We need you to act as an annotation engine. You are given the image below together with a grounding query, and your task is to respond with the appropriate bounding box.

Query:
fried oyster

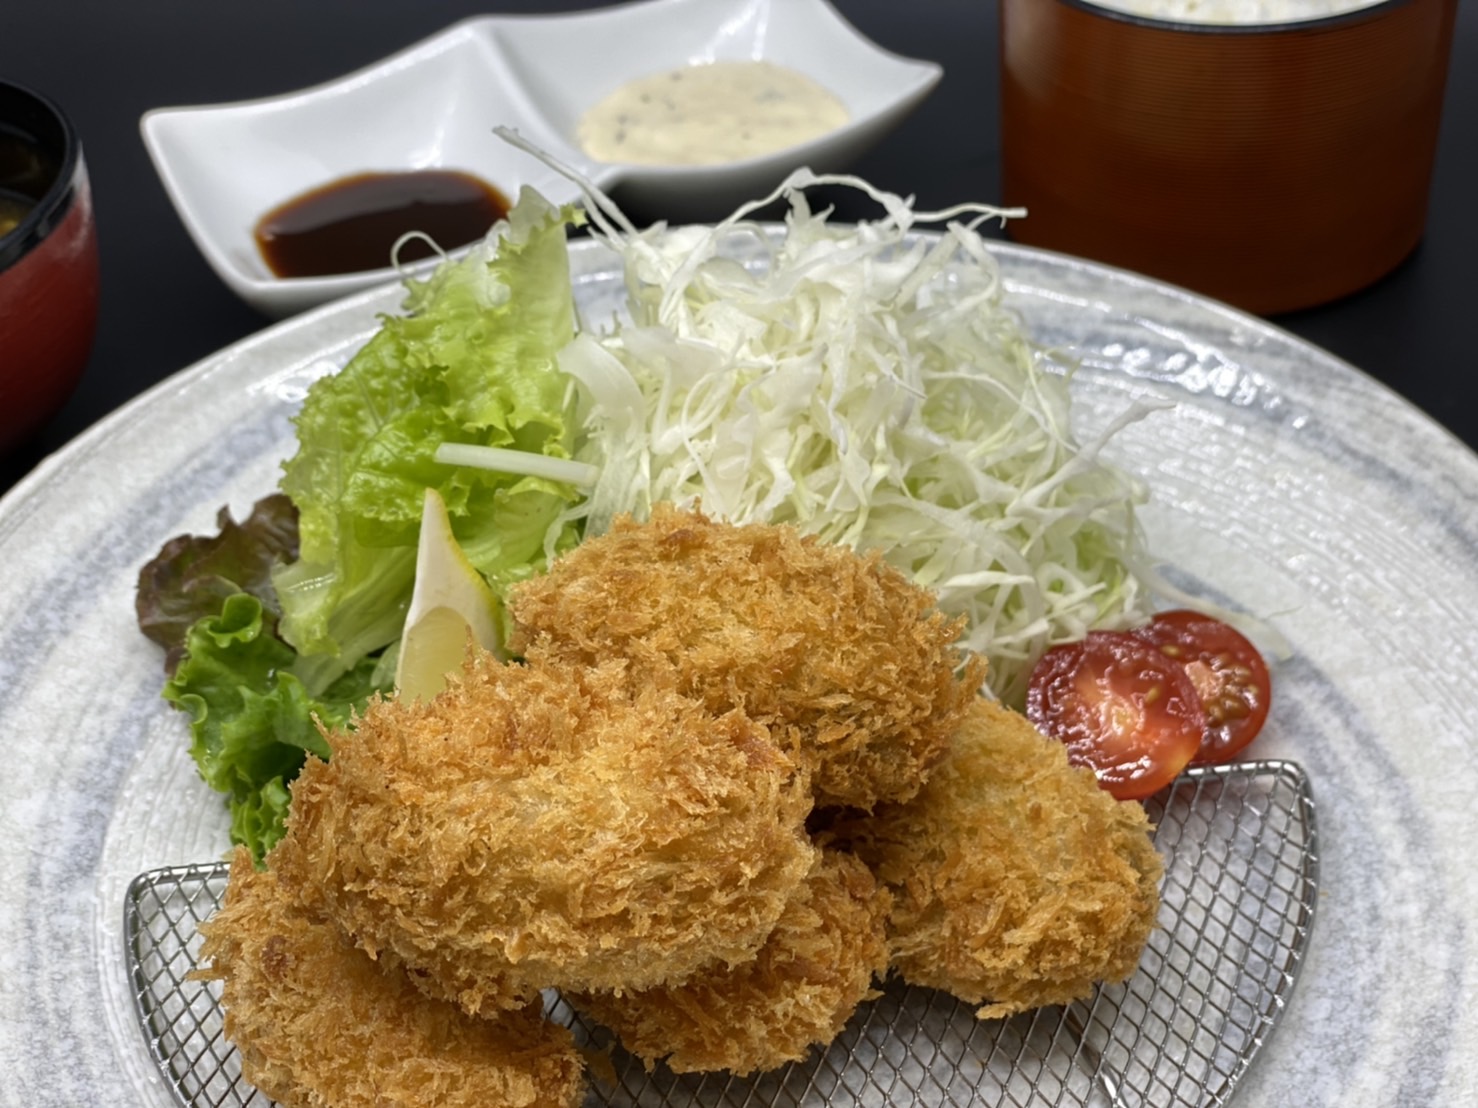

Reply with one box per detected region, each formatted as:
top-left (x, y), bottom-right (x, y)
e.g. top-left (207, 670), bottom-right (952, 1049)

top-left (571, 849), bottom-right (890, 1076)
top-left (270, 654), bottom-right (816, 1017)
top-left (834, 698), bottom-right (1164, 1018)
top-left (196, 848), bottom-right (586, 1108)
top-left (509, 504), bottom-right (986, 811)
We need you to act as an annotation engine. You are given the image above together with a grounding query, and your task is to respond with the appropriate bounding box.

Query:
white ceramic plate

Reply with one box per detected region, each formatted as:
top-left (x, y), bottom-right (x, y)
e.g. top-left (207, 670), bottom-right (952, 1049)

top-left (140, 0), bottom-right (941, 319)
top-left (1, 237), bottom-right (1476, 1106)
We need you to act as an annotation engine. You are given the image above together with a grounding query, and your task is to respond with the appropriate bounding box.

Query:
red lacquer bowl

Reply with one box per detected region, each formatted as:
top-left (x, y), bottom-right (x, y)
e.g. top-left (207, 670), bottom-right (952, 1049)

top-left (999, 0), bottom-right (1458, 316)
top-left (0, 81), bottom-right (100, 452)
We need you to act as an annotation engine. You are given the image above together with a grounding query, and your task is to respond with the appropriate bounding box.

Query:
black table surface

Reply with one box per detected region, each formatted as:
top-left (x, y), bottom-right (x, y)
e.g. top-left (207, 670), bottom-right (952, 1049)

top-left (2, 0), bottom-right (1475, 496)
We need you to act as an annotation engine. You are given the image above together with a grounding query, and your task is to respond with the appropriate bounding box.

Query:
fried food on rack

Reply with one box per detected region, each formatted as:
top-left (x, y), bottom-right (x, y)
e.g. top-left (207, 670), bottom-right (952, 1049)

top-left (508, 504), bottom-right (987, 811)
top-left (572, 849), bottom-right (890, 1076)
top-left (270, 652), bottom-right (816, 1017)
top-left (196, 848), bottom-right (586, 1108)
top-left (834, 698), bottom-right (1163, 1019)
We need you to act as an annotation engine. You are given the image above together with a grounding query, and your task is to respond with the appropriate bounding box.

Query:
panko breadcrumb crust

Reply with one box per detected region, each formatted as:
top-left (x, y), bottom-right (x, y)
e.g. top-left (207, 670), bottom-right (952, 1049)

top-left (572, 849), bottom-right (891, 1076)
top-left (198, 506), bottom-right (1169, 1104)
top-left (270, 654), bottom-right (816, 1016)
top-left (509, 504), bottom-right (987, 811)
top-left (195, 848), bottom-right (586, 1108)
top-left (833, 698), bottom-right (1164, 1019)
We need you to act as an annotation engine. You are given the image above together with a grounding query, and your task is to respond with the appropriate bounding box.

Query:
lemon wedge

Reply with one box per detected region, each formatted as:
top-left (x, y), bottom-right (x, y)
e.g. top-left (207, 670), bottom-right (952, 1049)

top-left (394, 487), bottom-right (504, 702)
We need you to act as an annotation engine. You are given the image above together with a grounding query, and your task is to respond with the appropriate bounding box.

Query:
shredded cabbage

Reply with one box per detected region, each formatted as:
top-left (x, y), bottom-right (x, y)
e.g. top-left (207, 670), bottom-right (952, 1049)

top-left (539, 160), bottom-right (1162, 705)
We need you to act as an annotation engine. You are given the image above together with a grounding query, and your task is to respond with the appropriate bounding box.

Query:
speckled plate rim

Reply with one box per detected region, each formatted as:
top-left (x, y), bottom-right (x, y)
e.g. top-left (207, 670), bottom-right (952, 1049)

top-left (0, 235), bottom-right (1475, 1106)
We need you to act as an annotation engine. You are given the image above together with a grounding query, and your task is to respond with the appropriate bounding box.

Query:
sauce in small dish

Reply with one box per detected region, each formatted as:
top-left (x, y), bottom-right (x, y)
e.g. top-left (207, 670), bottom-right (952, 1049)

top-left (254, 170), bottom-right (510, 279)
top-left (577, 61), bottom-right (850, 167)
top-left (140, 0), bottom-right (942, 315)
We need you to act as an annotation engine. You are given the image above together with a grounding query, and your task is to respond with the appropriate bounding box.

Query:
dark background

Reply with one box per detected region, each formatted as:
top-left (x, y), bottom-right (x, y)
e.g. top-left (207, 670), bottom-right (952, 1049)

top-left (2, 0), bottom-right (1474, 495)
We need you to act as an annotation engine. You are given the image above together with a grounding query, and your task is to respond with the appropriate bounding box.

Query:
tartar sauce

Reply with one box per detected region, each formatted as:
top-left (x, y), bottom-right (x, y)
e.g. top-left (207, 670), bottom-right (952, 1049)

top-left (577, 61), bottom-right (849, 167)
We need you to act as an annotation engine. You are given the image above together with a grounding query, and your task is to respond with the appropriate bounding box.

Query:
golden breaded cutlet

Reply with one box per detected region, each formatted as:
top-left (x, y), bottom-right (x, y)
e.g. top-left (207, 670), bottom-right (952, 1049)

top-left (834, 698), bottom-right (1164, 1019)
top-left (196, 848), bottom-right (586, 1108)
top-left (572, 849), bottom-right (890, 1076)
top-left (509, 503), bottom-right (987, 811)
top-left (270, 653), bottom-right (816, 1017)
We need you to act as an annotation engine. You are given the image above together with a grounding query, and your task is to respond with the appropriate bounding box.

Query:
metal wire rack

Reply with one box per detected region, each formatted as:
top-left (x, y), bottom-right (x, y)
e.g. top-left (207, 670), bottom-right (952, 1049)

top-left (123, 759), bottom-right (1318, 1108)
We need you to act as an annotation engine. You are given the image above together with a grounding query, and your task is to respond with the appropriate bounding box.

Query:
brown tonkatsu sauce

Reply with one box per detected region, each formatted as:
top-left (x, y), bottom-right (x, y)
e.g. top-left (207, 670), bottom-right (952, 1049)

top-left (254, 170), bottom-right (509, 279)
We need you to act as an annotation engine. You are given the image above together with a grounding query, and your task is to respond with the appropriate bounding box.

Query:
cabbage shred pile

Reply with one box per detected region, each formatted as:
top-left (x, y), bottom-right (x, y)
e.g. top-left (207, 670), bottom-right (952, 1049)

top-left (554, 168), bottom-right (1157, 705)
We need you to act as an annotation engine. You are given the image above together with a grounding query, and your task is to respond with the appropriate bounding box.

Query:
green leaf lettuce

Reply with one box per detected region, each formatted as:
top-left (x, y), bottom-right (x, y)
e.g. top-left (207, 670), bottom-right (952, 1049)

top-left (274, 187), bottom-right (587, 693)
top-left (163, 592), bottom-right (380, 858)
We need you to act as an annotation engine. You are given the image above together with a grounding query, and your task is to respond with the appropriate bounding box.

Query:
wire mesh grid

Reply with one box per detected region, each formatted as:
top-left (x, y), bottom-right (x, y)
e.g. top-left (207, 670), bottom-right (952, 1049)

top-left (123, 758), bottom-right (1317, 1108)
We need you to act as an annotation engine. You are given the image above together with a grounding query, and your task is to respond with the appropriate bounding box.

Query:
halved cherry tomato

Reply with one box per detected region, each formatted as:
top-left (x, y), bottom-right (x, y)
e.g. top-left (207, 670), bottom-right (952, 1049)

top-left (1025, 631), bottom-right (1206, 801)
top-left (1132, 609), bottom-right (1271, 765)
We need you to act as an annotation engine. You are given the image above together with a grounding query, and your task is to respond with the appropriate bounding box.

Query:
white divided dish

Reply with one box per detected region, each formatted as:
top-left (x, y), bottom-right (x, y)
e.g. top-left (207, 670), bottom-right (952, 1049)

top-left (140, 0), bottom-right (942, 317)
